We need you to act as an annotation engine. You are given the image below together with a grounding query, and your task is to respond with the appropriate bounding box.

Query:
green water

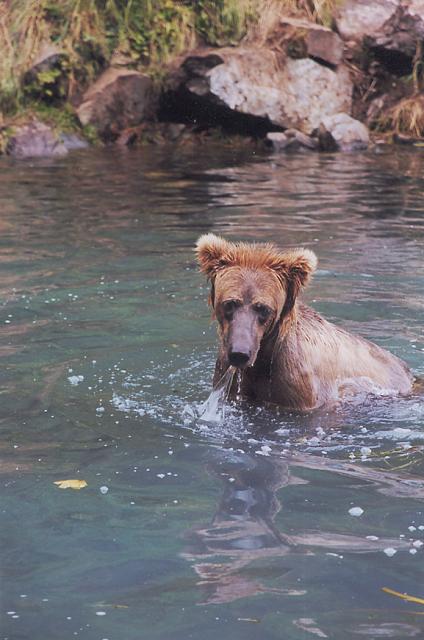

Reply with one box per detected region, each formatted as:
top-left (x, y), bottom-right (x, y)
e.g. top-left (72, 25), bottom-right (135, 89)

top-left (1, 145), bottom-right (424, 640)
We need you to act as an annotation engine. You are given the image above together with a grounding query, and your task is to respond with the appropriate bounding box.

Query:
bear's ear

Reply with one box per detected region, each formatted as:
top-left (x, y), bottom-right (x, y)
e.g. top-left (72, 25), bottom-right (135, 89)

top-left (270, 248), bottom-right (317, 315)
top-left (195, 233), bottom-right (232, 278)
top-left (277, 248), bottom-right (317, 287)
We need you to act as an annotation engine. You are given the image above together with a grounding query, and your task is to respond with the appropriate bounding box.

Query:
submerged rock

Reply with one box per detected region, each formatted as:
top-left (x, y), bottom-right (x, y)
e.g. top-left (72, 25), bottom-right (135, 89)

top-left (266, 129), bottom-right (318, 152)
top-left (7, 120), bottom-right (68, 158)
top-left (266, 132), bottom-right (292, 151)
top-left (318, 113), bottom-right (370, 151)
top-left (77, 68), bottom-right (154, 140)
top-left (60, 133), bottom-right (89, 151)
top-left (317, 124), bottom-right (339, 152)
top-left (285, 128), bottom-right (319, 150)
top-left (164, 47), bottom-right (353, 135)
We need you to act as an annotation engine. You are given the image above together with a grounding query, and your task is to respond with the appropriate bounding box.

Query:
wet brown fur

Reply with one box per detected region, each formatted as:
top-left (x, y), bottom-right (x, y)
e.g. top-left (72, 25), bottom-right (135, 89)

top-left (196, 234), bottom-right (413, 410)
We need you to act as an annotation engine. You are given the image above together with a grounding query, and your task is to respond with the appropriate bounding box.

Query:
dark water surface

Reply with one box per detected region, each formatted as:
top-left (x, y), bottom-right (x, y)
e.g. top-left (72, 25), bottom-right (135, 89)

top-left (1, 145), bottom-right (424, 640)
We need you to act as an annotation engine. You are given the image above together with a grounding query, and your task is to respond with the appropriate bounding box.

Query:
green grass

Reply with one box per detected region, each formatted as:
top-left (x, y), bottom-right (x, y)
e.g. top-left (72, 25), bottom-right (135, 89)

top-left (0, 1), bottom-right (261, 115)
top-left (0, 1), bottom-right (347, 117)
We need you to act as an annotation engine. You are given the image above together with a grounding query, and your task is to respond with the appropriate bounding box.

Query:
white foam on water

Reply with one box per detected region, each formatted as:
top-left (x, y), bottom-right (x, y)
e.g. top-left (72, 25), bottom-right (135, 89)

top-left (373, 427), bottom-right (424, 442)
top-left (106, 349), bottom-right (424, 457)
top-left (107, 353), bottom-right (251, 440)
top-left (112, 393), bottom-right (145, 416)
top-left (195, 366), bottom-right (236, 425)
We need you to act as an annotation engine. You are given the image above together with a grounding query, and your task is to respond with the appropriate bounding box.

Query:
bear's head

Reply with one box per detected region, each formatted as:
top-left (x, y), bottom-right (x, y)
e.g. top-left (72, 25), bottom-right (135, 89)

top-left (196, 233), bottom-right (317, 369)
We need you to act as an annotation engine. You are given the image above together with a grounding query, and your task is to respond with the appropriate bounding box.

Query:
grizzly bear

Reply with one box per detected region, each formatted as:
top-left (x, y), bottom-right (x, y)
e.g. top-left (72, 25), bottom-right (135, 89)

top-left (196, 233), bottom-right (413, 410)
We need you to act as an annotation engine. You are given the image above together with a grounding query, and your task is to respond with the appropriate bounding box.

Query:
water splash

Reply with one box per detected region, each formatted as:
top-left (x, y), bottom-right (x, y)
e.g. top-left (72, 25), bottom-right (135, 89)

top-left (235, 369), bottom-right (242, 400)
top-left (195, 366), bottom-right (236, 425)
top-left (107, 348), bottom-right (424, 459)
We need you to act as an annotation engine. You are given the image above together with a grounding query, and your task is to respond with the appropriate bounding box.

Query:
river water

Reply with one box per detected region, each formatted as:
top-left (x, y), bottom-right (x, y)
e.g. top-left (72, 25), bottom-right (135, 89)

top-left (1, 144), bottom-right (424, 640)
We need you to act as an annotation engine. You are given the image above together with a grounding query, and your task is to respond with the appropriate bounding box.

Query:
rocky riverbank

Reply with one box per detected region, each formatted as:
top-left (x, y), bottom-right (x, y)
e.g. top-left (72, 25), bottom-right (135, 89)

top-left (1, 0), bottom-right (424, 158)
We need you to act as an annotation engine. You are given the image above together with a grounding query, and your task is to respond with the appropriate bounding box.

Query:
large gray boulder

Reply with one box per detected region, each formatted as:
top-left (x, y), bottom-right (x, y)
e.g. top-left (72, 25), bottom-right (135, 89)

top-left (336, 0), bottom-right (424, 58)
top-left (167, 47), bottom-right (353, 135)
top-left (77, 68), bottom-right (154, 140)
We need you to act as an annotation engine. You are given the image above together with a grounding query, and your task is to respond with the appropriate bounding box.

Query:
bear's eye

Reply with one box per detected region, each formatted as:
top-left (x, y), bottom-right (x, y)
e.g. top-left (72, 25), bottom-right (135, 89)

top-left (222, 299), bottom-right (240, 318)
top-left (253, 303), bottom-right (271, 323)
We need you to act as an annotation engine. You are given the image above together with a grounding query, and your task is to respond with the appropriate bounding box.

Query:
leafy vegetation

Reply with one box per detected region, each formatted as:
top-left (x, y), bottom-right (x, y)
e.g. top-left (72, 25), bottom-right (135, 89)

top-left (195, 0), bottom-right (255, 46)
top-left (2, 0), bottom-right (422, 142)
top-left (0, 0), bottom-right (245, 114)
top-left (0, 0), bottom-right (344, 115)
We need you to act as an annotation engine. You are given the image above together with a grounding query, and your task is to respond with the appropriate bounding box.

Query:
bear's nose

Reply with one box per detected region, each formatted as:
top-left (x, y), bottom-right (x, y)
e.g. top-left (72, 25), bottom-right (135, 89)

top-left (228, 350), bottom-right (250, 368)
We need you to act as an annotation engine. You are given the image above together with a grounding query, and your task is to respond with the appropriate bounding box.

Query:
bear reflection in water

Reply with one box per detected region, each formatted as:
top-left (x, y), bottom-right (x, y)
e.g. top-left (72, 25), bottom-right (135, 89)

top-left (182, 450), bottom-right (424, 606)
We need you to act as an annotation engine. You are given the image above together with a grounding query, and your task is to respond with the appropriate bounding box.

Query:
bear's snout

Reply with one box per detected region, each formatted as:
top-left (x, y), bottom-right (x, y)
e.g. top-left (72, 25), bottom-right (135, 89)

top-left (228, 349), bottom-right (251, 368)
top-left (226, 307), bottom-right (259, 369)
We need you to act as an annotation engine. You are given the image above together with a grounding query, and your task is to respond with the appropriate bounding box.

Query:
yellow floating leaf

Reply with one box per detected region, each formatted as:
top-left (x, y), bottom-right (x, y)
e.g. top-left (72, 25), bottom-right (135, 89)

top-left (382, 587), bottom-right (424, 605)
top-left (54, 479), bottom-right (88, 490)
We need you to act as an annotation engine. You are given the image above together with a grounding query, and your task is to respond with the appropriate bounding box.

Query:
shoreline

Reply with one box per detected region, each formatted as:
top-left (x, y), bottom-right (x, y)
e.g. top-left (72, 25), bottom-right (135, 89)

top-left (1, 1), bottom-right (423, 158)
